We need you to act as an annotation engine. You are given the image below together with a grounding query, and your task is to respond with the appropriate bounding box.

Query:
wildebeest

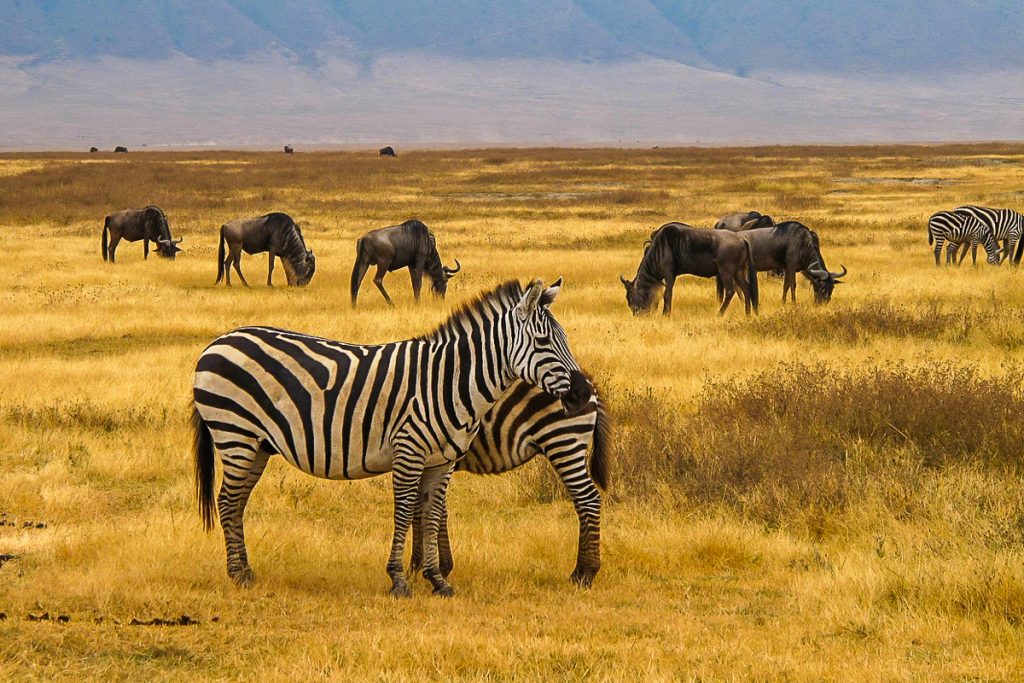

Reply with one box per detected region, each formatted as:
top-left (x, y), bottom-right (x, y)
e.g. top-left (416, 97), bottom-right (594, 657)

top-left (284, 145), bottom-right (294, 154)
top-left (215, 212), bottom-right (315, 287)
top-left (350, 219), bottom-right (460, 307)
top-left (620, 222), bottom-right (758, 316)
top-left (114, 146), bottom-right (128, 153)
top-left (731, 222), bottom-right (847, 304)
top-left (89, 147), bottom-right (98, 153)
top-left (715, 211), bottom-right (775, 231)
top-left (101, 206), bottom-right (182, 262)
top-left (379, 146), bottom-right (397, 157)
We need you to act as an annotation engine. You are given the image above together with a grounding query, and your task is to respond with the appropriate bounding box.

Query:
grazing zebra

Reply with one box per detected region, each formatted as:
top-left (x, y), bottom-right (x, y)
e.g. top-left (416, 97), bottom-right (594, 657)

top-left (191, 279), bottom-right (592, 598)
top-left (411, 381), bottom-right (610, 587)
top-left (955, 205), bottom-right (1024, 265)
top-left (927, 211), bottom-right (999, 267)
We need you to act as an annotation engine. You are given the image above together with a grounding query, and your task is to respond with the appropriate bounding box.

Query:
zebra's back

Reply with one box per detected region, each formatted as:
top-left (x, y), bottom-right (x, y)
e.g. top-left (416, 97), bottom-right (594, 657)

top-left (956, 205), bottom-right (1024, 241)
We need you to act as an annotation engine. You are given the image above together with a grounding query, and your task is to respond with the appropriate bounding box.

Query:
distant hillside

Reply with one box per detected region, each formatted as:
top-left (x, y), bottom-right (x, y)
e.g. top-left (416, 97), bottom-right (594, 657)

top-left (4, 1), bottom-right (1023, 74)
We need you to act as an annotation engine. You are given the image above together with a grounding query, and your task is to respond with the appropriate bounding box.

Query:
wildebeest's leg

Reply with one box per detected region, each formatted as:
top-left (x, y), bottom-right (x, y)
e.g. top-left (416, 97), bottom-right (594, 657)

top-left (266, 251), bottom-right (276, 287)
top-left (417, 463), bottom-right (456, 596)
top-left (216, 443), bottom-right (270, 586)
top-left (546, 448), bottom-right (602, 587)
top-left (662, 277), bottom-right (674, 315)
top-left (108, 233), bottom-right (122, 263)
top-left (783, 269), bottom-right (796, 304)
top-left (410, 268), bottom-right (423, 302)
top-left (386, 449), bottom-right (425, 597)
top-left (735, 272), bottom-right (751, 315)
top-left (718, 266), bottom-right (736, 315)
top-left (231, 246), bottom-right (250, 288)
top-left (373, 263), bottom-right (395, 307)
top-left (144, 239), bottom-right (149, 260)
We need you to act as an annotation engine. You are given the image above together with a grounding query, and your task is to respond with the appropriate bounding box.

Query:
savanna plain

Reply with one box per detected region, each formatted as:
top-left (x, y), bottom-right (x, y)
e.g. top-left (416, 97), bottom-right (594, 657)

top-left (1, 146), bottom-right (1023, 681)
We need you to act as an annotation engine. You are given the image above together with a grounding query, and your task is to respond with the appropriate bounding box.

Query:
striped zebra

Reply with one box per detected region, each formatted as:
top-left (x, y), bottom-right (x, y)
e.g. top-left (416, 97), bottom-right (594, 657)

top-left (955, 205), bottom-right (1024, 265)
top-left (411, 381), bottom-right (610, 587)
top-left (927, 211), bottom-right (999, 267)
top-left (191, 279), bottom-right (592, 598)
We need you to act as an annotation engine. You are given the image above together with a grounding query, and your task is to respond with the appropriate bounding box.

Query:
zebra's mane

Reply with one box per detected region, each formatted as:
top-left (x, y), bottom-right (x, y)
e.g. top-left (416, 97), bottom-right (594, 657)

top-left (420, 280), bottom-right (524, 340)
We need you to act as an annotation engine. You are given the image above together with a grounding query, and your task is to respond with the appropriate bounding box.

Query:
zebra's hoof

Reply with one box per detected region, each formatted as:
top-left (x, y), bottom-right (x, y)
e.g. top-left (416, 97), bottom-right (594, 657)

top-left (389, 581), bottom-right (413, 599)
top-left (570, 570), bottom-right (596, 588)
top-left (432, 584), bottom-right (455, 598)
top-left (230, 567), bottom-right (254, 587)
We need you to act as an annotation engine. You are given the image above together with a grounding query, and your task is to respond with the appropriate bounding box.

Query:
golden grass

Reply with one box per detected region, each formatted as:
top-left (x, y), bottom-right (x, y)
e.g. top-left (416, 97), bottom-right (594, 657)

top-left (2, 145), bottom-right (1024, 680)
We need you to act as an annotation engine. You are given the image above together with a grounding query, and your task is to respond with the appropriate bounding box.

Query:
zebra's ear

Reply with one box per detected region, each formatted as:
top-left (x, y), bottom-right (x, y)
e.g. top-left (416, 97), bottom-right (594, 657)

top-left (516, 280), bottom-right (545, 321)
top-left (539, 277), bottom-right (563, 308)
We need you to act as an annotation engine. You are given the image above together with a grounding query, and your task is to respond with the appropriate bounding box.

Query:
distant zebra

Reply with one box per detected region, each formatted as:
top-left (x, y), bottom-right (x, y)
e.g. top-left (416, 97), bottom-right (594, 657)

top-left (411, 381), bottom-right (610, 587)
top-left (192, 279), bottom-right (592, 598)
top-left (955, 205), bottom-right (1024, 265)
top-left (927, 211), bottom-right (999, 266)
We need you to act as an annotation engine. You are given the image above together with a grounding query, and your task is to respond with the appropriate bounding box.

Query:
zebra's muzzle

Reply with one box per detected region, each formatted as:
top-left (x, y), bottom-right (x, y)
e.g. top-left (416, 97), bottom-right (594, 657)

top-left (560, 370), bottom-right (593, 416)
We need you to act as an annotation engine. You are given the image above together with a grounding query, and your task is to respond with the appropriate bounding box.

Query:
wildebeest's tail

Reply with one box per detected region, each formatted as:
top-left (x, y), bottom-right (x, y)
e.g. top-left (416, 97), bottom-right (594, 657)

top-left (191, 404), bottom-right (216, 531)
top-left (350, 237), bottom-right (365, 306)
top-left (101, 217), bottom-right (109, 261)
top-left (215, 227), bottom-right (226, 284)
top-left (590, 398), bottom-right (610, 492)
top-left (744, 239), bottom-right (759, 312)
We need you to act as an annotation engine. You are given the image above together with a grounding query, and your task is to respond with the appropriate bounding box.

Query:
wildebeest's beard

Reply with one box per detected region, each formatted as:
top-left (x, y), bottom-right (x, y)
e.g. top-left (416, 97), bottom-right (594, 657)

top-left (621, 275), bottom-right (660, 315)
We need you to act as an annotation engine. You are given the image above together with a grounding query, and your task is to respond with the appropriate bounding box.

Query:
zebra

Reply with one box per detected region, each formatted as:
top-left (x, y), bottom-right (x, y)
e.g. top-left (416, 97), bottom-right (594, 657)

top-left (927, 211), bottom-right (1000, 267)
top-left (410, 381), bottom-right (610, 588)
top-left (955, 205), bottom-right (1024, 265)
top-left (191, 279), bottom-right (592, 598)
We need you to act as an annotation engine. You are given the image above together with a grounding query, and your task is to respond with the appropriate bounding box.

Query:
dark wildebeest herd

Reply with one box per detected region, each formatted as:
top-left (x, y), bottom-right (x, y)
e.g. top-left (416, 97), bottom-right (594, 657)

top-left (94, 187), bottom-right (1019, 598)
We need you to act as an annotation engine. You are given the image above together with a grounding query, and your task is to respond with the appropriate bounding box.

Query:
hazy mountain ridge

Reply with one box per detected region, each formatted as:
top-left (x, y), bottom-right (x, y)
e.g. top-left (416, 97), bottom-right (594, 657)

top-left (4, 0), bottom-right (1023, 73)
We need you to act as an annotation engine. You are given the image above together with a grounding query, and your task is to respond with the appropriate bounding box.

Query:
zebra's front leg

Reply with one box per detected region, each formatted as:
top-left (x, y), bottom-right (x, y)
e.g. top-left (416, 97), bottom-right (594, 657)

top-left (217, 445), bottom-right (270, 587)
top-left (417, 463), bottom-right (456, 596)
top-left (548, 452), bottom-right (602, 587)
top-left (409, 473), bottom-right (453, 579)
top-left (386, 451), bottom-right (425, 597)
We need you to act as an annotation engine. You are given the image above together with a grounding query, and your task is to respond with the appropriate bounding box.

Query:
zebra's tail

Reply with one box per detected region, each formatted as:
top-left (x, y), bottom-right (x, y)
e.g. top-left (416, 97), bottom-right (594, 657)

top-left (745, 239), bottom-right (759, 313)
top-left (214, 228), bottom-right (226, 284)
top-left (101, 217), bottom-right (109, 261)
top-left (191, 404), bottom-right (216, 531)
top-left (928, 223), bottom-right (934, 246)
top-left (590, 399), bottom-right (610, 492)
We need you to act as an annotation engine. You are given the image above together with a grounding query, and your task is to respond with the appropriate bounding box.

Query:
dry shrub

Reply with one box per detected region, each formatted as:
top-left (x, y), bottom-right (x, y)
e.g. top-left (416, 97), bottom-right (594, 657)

top-left (608, 363), bottom-right (1024, 522)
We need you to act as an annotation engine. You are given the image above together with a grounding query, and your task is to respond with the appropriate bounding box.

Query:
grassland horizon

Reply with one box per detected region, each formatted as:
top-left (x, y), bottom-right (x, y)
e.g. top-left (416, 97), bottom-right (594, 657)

top-left (1, 145), bottom-right (1023, 681)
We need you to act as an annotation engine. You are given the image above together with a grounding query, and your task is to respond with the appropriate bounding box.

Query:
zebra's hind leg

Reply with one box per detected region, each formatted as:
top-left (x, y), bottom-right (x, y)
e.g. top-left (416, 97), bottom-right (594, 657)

top-left (216, 442), bottom-right (270, 587)
top-left (417, 463), bottom-right (456, 597)
top-left (437, 505), bottom-right (453, 579)
top-left (547, 450), bottom-right (602, 588)
top-left (409, 477), bottom-right (453, 579)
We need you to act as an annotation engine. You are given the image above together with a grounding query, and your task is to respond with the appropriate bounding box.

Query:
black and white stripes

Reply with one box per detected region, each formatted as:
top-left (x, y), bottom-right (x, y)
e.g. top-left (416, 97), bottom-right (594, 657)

top-left (955, 205), bottom-right (1024, 264)
top-left (191, 279), bottom-right (591, 597)
top-left (927, 210), bottom-right (1000, 266)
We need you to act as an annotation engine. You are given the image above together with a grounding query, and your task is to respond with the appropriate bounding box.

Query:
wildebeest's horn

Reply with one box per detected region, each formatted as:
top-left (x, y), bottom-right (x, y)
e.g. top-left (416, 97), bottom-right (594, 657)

top-left (444, 259), bottom-right (462, 275)
top-left (173, 237), bottom-right (182, 244)
top-left (158, 239), bottom-right (171, 245)
top-left (619, 274), bottom-right (631, 288)
top-left (807, 261), bottom-right (828, 279)
top-left (830, 264), bottom-right (848, 279)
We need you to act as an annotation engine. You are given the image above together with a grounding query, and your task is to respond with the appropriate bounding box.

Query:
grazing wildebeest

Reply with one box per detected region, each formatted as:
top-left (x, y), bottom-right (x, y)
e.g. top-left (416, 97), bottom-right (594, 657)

top-left (101, 206), bottom-right (182, 262)
top-left (284, 145), bottom-right (293, 154)
top-left (215, 212), bottom-right (315, 287)
top-left (620, 222), bottom-right (758, 316)
top-left (411, 379), bottom-right (609, 587)
top-left (730, 222), bottom-right (847, 304)
top-left (928, 211), bottom-right (999, 267)
top-left (89, 147), bottom-right (98, 153)
top-left (350, 219), bottom-right (460, 307)
top-left (114, 146), bottom-right (128, 153)
top-left (715, 211), bottom-right (775, 231)
top-left (379, 146), bottom-right (397, 157)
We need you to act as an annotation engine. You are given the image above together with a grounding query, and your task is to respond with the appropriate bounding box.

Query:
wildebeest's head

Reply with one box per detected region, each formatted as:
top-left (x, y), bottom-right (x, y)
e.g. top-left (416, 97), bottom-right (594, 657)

top-left (806, 262), bottom-right (847, 303)
top-left (619, 274), bottom-right (659, 316)
top-left (295, 250), bottom-right (316, 286)
top-left (428, 259), bottom-right (462, 298)
top-left (156, 238), bottom-right (183, 259)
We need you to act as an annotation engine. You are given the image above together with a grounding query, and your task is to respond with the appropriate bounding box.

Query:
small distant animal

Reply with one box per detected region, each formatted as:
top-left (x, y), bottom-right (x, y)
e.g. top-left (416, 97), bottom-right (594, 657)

top-left (955, 205), bottom-right (1024, 265)
top-left (284, 145), bottom-right (294, 154)
top-left (114, 146), bottom-right (128, 153)
top-left (102, 206), bottom-right (182, 262)
top-left (928, 211), bottom-right (999, 266)
top-left (620, 222), bottom-right (758, 316)
top-left (215, 212), bottom-right (315, 287)
top-left (736, 222), bottom-right (847, 304)
top-left (411, 380), bottom-right (609, 587)
top-left (89, 147), bottom-right (98, 153)
top-left (350, 219), bottom-right (460, 307)
top-left (715, 211), bottom-right (775, 231)
top-left (379, 146), bottom-right (397, 157)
